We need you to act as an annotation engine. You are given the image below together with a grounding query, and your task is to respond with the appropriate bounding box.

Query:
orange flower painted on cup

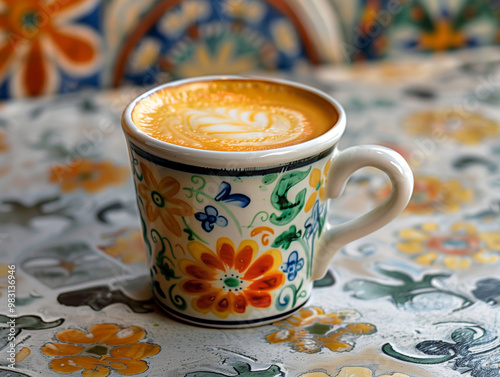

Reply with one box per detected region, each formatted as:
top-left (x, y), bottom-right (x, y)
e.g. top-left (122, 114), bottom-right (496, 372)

top-left (49, 159), bottom-right (129, 193)
top-left (41, 323), bottom-right (160, 377)
top-left (397, 222), bottom-right (500, 270)
top-left (0, 0), bottom-right (100, 97)
top-left (137, 162), bottom-right (193, 237)
top-left (375, 175), bottom-right (473, 215)
top-left (179, 237), bottom-right (285, 318)
top-left (267, 307), bottom-right (376, 353)
top-left (305, 160), bottom-right (331, 212)
top-left (403, 109), bottom-right (499, 144)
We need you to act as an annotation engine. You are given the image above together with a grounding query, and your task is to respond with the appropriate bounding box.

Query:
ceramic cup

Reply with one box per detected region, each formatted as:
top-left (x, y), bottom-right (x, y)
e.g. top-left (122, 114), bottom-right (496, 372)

top-left (121, 75), bottom-right (414, 328)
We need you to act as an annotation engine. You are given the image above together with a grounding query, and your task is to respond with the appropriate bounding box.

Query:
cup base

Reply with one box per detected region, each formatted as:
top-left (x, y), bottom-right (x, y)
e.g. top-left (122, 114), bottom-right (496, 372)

top-left (153, 294), bottom-right (310, 329)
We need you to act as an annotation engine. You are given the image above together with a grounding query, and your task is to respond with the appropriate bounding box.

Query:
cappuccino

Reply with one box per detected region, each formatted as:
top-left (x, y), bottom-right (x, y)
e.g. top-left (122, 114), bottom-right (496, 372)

top-left (132, 79), bottom-right (337, 152)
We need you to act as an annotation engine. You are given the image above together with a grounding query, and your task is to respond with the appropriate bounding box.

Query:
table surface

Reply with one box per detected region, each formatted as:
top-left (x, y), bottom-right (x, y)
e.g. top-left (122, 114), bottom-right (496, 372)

top-left (1, 50), bottom-right (500, 377)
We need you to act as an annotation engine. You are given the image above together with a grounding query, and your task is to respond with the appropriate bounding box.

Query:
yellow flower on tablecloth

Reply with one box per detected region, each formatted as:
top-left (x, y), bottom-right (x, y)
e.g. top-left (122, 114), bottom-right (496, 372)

top-left (49, 159), bottom-right (128, 193)
top-left (100, 229), bottom-right (146, 264)
top-left (375, 175), bottom-right (473, 215)
top-left (305, 160), bottom-right (331, 212)
top-left (0, 0), bottom-right (100, 97)
top-left (137, 162), bottom-right (193, 237)
top-left (403, 109), bottom-right (499, 144)
top-left (266, 307), bottom-right (376, 353)
top-left (396, 222), bottom-right (500, 270)
top-left (300, 368), bottom-right (411, 377)
top-left (179, 237), bottom-right (284, 318)
top-left (41, 323), bottom-right (160, 376)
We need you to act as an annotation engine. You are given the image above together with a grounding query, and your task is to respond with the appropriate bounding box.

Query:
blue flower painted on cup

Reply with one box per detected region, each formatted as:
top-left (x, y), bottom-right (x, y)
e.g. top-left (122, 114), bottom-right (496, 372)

top-left (305, 200), bottom-right (322, 241)
top-left (195, 205), bottom-right (228, 233)
top-left (215, 181), bottom-right (250, 208)
top-left (282, 250), bottom-right (304, 281)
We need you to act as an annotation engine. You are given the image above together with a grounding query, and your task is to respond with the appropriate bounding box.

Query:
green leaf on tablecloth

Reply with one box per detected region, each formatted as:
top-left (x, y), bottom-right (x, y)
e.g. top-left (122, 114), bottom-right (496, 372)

top-left (184, 362), bottom-right (283, 376)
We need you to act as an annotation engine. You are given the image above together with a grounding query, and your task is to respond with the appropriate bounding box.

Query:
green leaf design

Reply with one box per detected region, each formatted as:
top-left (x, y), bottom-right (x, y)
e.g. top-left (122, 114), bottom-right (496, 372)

top-left (272, 225), bottom-right (302, 250)
top-left (262, 173), bottom-right (278, 185)
top-left (184, 362), bottom-right (283, 376)
top-left (270, 168), bottom-right (310, 226)
top-left (152, 229), bottom-right (180, 281)
top-left (344, 269), bottom-right (473, 311)
top-left (382, 343), bottom-right (456, 364)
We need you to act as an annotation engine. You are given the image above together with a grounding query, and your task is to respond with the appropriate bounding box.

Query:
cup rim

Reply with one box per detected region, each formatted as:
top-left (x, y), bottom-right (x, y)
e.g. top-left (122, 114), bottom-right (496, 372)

top-left (121, 75), bottom-right (346, 169)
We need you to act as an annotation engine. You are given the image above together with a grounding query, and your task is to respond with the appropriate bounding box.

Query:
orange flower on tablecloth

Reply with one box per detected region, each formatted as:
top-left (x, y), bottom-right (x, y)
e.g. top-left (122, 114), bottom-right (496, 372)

top-left (99, 228), bottom-right (146, 264)
top-left (49, 159), bottom-right (128, 193)
top-left (179, 237), bottom-right (284, 318)
top-left (0, 130), bottom-right (9, 152)
top-left (403, 109), bottom-right (499, 144)
top-left (0, 0), bottom-right (100, 97)
top-left (266, 307), bottom-right (376, 354)
top-left (397, 222), bottom-right (500, 270)
top-left (305, 160), bottom-right (331, 212)
top-left (41, 323), bottom-right (160, 377)
top-left (375, 175), bottom-right (473, 215)
top-left (0, 264), bottom-right (9, 297)
top-left (137, 162), bottom-right (193, 237)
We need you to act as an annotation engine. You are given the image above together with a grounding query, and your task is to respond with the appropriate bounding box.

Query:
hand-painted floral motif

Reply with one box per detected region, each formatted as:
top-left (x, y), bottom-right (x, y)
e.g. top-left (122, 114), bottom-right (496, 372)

top-left (0, 314), bottom-right (64, 349)
top-left (137, 162), bottom-right (193, 237)
top-left (57, 285), bottom-right (154, 313)
top-left (215, 181), bottom-right (250, 208)
top-left (185, 362), bottom-right (283, 377)
top-left (179, 237), bottom-right (284, 318)
top-left (99, 228), bottom-right (146, 264)
top-left (403, 109), bottom-right (499, 144)
top-left (305, 160), bottom-right (331, 212)
top-left (0, 264), bottom-right (8, 297)
top-left (195, 205), bottom-right (228, 233)
top-left (396, 222), bottom-right (500, 269)
top-left (282, 251), bottom-right (304, 281)
top-left (270, 168), bottom-right (310, 225)
top-left (0, 130), bottom-right (9, 152)
top-left (221, 0), bottom-right (265, 23)
top-left (354, 0), bottom-right (500, 60)
top-left (0, 0), bottom-right (101, 97)
top-left (300, 368), bottom-right (411, 377)
top-left (383, 323), bottom-right (500, 377)
top-left (375, 175), bottom-right (473, 215)
top-left (49, 159), bottom-right (128, 193)
top-left (266, 307), bottom-right (376, 353)
top-left (14, 346), bottom-right (31, 363)
top-left (345, 265), bottom-right (472, 311)
top-left (41, 323), bottom-right (160, 376)
top-left (472, 278), bottom-right (500, 306)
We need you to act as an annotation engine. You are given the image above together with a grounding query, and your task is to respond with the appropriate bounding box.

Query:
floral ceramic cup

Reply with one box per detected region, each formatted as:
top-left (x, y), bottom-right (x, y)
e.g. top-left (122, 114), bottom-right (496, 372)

top-left (121, 76), bottom-right (414, 328)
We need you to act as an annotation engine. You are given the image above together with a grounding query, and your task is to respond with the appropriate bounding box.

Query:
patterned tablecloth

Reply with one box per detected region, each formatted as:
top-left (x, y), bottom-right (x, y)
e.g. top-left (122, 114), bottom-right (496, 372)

top-left (1, 51), bottom-right (500, 377)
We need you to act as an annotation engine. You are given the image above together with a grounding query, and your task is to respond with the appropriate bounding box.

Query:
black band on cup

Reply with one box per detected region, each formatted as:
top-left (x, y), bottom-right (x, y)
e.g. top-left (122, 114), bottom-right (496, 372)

top-left (129, 142), bottom-right (334, 177)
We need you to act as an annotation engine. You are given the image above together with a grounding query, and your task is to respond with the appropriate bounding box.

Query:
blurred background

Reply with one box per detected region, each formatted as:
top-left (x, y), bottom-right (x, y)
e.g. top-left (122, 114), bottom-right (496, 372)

top-left (1, 0), bottom-right (499, 99)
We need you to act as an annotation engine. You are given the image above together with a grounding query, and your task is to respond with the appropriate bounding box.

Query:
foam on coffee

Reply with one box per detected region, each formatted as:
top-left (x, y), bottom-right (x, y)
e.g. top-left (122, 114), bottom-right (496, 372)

top-left (132, 79), bottom-right (338, 152)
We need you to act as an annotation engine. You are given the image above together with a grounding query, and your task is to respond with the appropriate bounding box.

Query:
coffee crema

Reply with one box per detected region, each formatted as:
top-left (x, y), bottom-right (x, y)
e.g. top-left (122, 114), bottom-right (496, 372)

top-left (132, 79), bottom-right (338, 152)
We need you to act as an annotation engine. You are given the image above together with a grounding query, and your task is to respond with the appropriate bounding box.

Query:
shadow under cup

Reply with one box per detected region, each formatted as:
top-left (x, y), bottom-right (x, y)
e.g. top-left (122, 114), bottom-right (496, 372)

top-left (121, 76), bottom-right (412, 328)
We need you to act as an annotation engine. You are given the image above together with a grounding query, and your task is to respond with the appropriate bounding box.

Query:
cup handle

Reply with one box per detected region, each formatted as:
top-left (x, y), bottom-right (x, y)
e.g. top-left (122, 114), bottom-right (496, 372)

top-left (312, 145), bottom-right (414, 280)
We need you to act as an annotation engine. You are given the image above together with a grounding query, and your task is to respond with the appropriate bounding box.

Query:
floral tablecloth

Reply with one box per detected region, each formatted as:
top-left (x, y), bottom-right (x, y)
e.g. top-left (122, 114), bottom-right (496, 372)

top-left (1, 51), bottom-right (500, 377)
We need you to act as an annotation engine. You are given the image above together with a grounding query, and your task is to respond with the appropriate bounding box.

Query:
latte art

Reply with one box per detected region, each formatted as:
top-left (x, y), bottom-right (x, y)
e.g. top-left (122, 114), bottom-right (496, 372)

top-left (132, 79), bottom-right (337, 151)
top-left (164, 105), bottom-right (307, 147)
